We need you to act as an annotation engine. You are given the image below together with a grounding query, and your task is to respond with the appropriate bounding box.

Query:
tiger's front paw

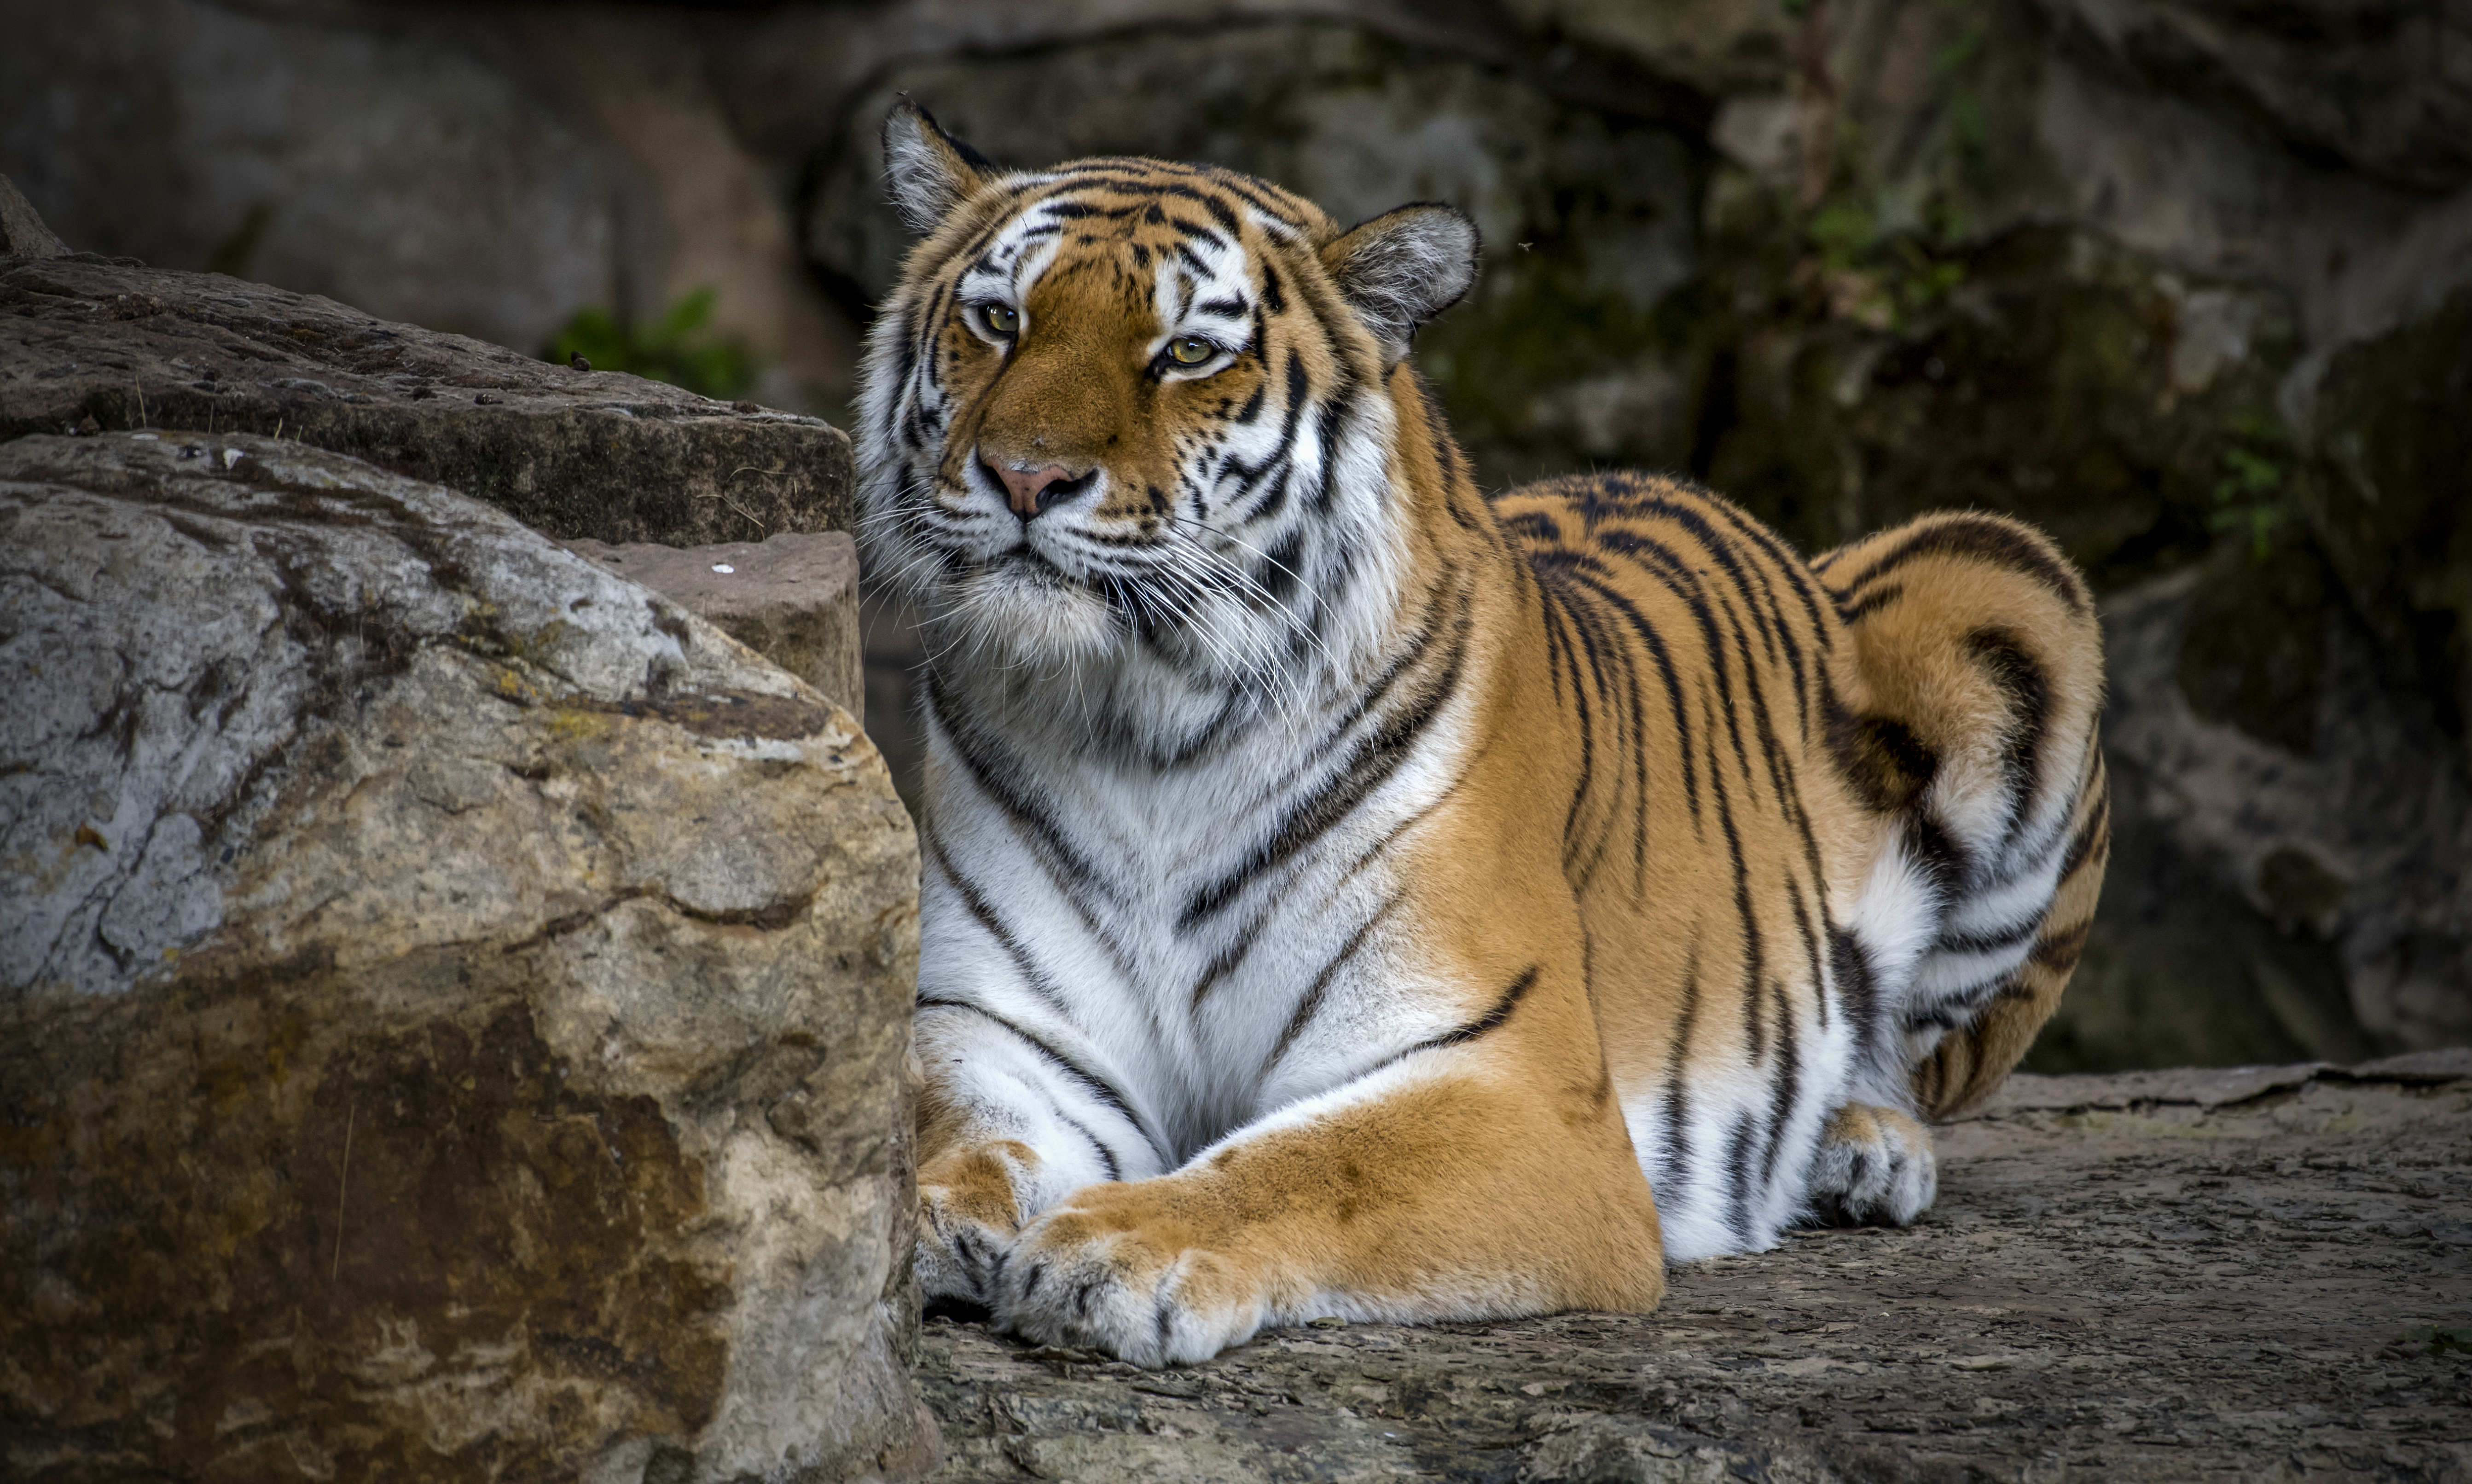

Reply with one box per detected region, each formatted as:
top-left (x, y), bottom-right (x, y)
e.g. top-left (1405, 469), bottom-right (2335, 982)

top-left (1805, 1103), bottom-right (1937, 1227)
top-left (992, 1183), bottom-right (1271, 1367)
top-left (916, 1141), bottom-right (1040, 1310)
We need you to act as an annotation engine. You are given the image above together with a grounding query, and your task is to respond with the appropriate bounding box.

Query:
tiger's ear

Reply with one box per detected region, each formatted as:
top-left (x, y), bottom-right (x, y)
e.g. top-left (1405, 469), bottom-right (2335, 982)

top-left (882, 98), bottom-right (996, 235)
top-left (1319, 204), bottom-right (1480, 366)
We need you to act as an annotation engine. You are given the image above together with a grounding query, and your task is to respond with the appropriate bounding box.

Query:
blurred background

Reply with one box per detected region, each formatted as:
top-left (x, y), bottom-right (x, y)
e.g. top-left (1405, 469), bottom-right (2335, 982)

top-left (8, 0), bottom-right (2465, 1074)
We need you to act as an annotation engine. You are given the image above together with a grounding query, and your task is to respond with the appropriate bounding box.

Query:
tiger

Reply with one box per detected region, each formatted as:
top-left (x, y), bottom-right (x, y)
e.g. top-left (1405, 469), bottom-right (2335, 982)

top-left (854, 100), bottom-right (2109, 1367)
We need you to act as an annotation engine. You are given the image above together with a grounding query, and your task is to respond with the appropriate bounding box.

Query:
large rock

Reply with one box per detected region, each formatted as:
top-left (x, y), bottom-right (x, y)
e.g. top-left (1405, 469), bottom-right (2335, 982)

top-left (0, 255), bottom-right (853, 547)
top-left (2032, 0), bottom-right (2472, 196)
top-left (0, 173), bottom-right (68, 259)
top-left (0, 0), bottom-right (617, 359)
top-left (2053, 562), bottom-right (2472, 1065)
top-left (0, 432), bottom-right (932, 1481)
top-left (565, 532), bottom-right (865, 722)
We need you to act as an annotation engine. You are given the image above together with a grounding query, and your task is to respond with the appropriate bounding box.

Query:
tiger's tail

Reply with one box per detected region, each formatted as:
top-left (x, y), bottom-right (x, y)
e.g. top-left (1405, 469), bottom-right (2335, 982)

top-left (1815, 511), bottom-right (2111, 1121)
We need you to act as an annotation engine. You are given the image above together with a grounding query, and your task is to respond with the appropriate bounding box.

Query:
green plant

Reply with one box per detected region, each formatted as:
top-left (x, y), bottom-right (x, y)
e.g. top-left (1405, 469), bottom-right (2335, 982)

top-left (545, 287), bottom-right (756, 401)
top-left (2211, 446), bottom-right (2286, 559)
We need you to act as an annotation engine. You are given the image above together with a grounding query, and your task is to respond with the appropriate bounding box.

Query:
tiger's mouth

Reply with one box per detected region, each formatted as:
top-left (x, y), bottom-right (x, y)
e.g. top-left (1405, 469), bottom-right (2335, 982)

top-left (986, 547), bottom-right (1075, 588)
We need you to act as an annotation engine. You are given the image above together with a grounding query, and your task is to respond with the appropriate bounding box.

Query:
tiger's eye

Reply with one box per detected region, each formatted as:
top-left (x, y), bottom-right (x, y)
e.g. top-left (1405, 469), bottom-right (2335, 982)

top-left (1167, 336), bottom-right (1215, 366)
top-left (978, 303), bottom-right (1020, 336)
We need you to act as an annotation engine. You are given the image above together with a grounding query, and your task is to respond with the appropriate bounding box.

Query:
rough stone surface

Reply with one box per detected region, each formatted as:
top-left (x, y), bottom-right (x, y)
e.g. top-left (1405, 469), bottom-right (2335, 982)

top-left (0, 255), bottom-right (852, 545)
top-left (564, 532), bottom-right (864, 722)
top-left (2032, 0), bottom-right (2472, 197)
top-left (0, 432), bottom-right (931, 1481)
top-left (0, 172), bottom-right (68, 259)
top-left (2057, 564), bottom-right (2472, 1065)
top-left (913, 1053), bottom-right (2472, 1482)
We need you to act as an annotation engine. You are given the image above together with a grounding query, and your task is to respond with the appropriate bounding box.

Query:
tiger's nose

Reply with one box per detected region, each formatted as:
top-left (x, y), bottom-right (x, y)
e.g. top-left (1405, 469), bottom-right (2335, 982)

top-left (989, 460), bottom-right (1092, 519)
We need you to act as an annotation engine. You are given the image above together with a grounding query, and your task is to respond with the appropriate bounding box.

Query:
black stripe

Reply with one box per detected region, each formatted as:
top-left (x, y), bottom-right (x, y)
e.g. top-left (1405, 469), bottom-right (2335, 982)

top-left (1824, 679), bottom-right (1939, 817)
top-left (1504, 510), bottom-right (1562, 543)
top-left (2058, 767), bottom-right (2111, 881)
top-left (1839, 515), bottom-right (2089, 615)
top-left (928, 675), bottom-right (1121, 908)
top-left (1535, 565), bottom-right (1612, 875)
top-left (2028, 922), bottom-right (2091, 973)
top-left (1163, 216), bottom-right (1228, 250)
top-left (1700, 691), bottom-right (1767, 1065)
top-left (1178, 591), bottom-right (1470, 931)
top-left (1788, 885), bottom-right (1829, 1030)
top-left (1311, 365), bottom-right (1361, 513)
top-left (1827, 924), bottom-right (1880, 1060)
top-left (914, 998), bottom-right (1143, 1170)
top-left (1909, 810), bottom-right (1972, 899)
top-left (1547, 551), bottom-right (1701, 827)
top-left (1410, 964), bottom-right (1540, 1054)
top-left (1694, 489), bottom-right (1836, 655)
top-left (1260, 897), bottom-right (1402, 1076)
top-left (1725, 1110), bottom-right (1759, 1248)
top-left (1933, 915), bottom-right (2041, 956)
top-left (1759, 975), bottom-right (1800, 1184)
top-left (1842, 583), bottom-right (1905, 622)
top-left (1658, 942), bottom-right (1701, 1196)
top-left (1555, 568), bottom-right (1649, 890)
top-left (1965, 626), bottom-right (2055, 844)
top-left (1593, 528), bottom-right (1751, 802)
top-left (923, 823), bottom-right (1079, 1020)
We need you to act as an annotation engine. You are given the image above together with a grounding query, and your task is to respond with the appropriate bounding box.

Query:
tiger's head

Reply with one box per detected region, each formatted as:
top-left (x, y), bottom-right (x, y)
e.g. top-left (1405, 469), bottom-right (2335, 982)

top-left (855, 101), bottom-right (1478, 704)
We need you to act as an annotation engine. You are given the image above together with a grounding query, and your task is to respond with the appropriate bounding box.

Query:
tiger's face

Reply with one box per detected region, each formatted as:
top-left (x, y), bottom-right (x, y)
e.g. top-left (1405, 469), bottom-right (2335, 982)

top-left (857, 104), bottom-right (1479, 689)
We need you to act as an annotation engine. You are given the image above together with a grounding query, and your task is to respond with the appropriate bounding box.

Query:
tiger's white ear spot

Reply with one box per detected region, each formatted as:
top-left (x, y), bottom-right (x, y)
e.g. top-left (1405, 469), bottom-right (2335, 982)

top-left (882, 98), bottom-right (994, 235)
top-left (1319, 204), bottom-right (1480, 366)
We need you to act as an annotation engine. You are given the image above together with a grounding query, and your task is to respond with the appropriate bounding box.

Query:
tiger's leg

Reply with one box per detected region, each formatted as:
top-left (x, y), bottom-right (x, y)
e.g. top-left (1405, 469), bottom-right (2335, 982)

top-left (911, 1003), bottom-right (1166, 1311)
top-left (989, 975), bottom-right (1665, 1366)
top-left (1804, 511), bottom-right (2109, 1221)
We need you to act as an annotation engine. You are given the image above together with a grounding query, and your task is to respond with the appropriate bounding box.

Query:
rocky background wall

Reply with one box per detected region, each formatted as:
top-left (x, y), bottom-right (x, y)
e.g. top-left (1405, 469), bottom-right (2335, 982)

top-left (7, 0), bottom-right (2467, 1075)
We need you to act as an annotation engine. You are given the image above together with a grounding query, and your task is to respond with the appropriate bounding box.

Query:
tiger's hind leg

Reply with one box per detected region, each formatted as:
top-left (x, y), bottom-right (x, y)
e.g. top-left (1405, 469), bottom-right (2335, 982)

top-left (1815, 509), bottom-right (2111, 1132)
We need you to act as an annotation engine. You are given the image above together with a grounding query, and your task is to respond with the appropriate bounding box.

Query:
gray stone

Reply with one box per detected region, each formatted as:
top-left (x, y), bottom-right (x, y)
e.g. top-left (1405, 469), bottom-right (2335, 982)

top-left (0, 255), bottom-right (853, 545)
top-left (564, 532), bottom-right (864, 722)
top-left (2032, 0), bottom-right (2472, 196)
top-left (0, 0), bottom-right (619, 359)
top-left (1499, 0), bottom-right (1797, 94)
top-left (0, 172), bottom-right (67, 259)
top-left (2091, 565), bottom-right (2472, 1058)
top-left (913, 1056), bottom-right (2472, 1481)
top-left (0, 431), bottom-right (934, 1481)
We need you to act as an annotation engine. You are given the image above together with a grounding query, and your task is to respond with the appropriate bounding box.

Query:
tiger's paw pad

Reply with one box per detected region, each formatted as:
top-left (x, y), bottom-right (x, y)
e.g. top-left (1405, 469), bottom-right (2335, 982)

top-left (992, 1197), bottom-right (1267, 1367)
top-left (1805, 1103), bottom-right (1937, 1227)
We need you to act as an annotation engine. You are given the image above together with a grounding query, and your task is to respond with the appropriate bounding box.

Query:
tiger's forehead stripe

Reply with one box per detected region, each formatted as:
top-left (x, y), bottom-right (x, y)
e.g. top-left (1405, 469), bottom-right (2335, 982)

top-left (930, 160), bottom-right (1322, 283)
top-left (929, 172), bottom-right (1307, 354)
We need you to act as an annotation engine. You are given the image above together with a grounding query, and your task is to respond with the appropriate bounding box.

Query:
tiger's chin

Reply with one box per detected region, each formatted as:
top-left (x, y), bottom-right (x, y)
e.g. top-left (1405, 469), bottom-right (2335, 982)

top-left (933, 554), bottom-right (1121, 668)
